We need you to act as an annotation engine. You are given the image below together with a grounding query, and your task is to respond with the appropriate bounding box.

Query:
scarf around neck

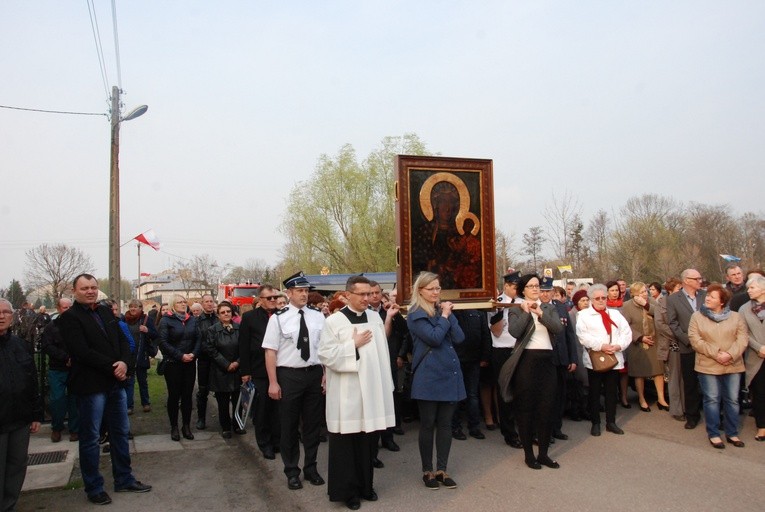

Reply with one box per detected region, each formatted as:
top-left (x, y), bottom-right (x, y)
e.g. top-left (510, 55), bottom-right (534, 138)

top-left (700, 304), bottom-right (731, 323)
top-left (595, 307), bottom-right (617, 334)
top-left (750, 300), bottom-right (765, 321)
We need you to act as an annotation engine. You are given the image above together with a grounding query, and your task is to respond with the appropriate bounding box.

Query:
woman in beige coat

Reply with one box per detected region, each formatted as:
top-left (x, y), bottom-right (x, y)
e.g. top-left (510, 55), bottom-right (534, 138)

top-left (622, 282), bottom-right (668, 412)
top-left (688, 283), bottom-right (748, 449)
top-left (740, 274), bottom-right (765, 441)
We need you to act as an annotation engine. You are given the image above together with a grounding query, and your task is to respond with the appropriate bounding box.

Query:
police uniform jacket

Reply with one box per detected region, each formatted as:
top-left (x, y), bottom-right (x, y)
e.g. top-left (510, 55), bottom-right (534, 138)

top-left (262, 304), bottom-right (324, 367)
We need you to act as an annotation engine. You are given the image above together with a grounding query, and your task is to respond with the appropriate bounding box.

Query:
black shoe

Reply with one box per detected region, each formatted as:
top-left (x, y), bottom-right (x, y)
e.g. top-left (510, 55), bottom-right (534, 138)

top-left (591, 424), bottom-right (601, 436)
top-left (452, 429), bottom-right (467, 440)
top-left (116, 481), bottom-right (152, 493)
top-left (262, 447), bottom-right (275, 460)
top-left (319, 433), bottom-right (328, 443)
top-left (435, 471), bottom-right (457, 488)
top-left (196, 419), bottom-right (206, 430)
top-left (552, 431), bottom-right (569, 441)
top-left (639, 405), bottom-right (651, 412)
top-left (672, 414), bottom-right (686, 422)
top-left (392, 426), bottom-right (405, 435)
top-left (127, 431), bottom-right (134, 440)
top-left (657, 403), bottom-right (670, 411)
top-left (422, 472), bottom-right (439, 489)
top-left (372, 457), bottom-right (384, 468)
top-left (221, 431), bottom-right (232, 439)
top-left (171, 427), bottom-right (180, 442)
top-left (363, 489), bottom-right (379, 501)
top-left (525, 458), bottom-right (542, 470)
top-left (606, 423), bottom-right (624, 435)
top-left (684, 420), bottom-right (698, 430)
top-left (505, 437), bottom-right (523, 449)
top-left (304, 471), bottom-right (325, 486)
top-left (287, 476), bottom-right (302, 490)
top-left (726, 436), bottom-right (745, 448)
top-left (620, 402), bottom-right (632, 409)
top-left (233, 427), bottom-right (247, 435)
top-left (88, 492), bottom-right (112, 505)
top-left (486, 423), bottom-right (497, 430)
top-left (346, 497), bottom-right (361, 510)
top-left (538, 456), bottom-right (560, 469)
top-left (181, 425), bottom-right (194, 440)
top-left (709, 438), bottom-right (725, 449)
top-left (469, 429), bottom-right (485, 439)
top-left (382, 439), bottom-right (400, 451)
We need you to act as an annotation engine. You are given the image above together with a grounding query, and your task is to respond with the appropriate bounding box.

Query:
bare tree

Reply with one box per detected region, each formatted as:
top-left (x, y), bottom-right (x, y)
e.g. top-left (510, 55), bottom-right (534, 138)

top-left (25, 244), bottom-right (95, 298)
top-left (522, 226), bottom-right (545, 273)
top-left (543, 191), bottom-right (582, 260)
top-left (175, 254), bottom-right (222, 298)
top-left (224, 258), bottom-right (275, 284)
top-left (495, 228), bottom-right (518, 285)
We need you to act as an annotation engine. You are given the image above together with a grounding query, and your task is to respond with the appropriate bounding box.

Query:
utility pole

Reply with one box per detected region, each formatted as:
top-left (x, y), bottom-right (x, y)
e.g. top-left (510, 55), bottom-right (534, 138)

top-left (109, 86), bottom-right (122, 305)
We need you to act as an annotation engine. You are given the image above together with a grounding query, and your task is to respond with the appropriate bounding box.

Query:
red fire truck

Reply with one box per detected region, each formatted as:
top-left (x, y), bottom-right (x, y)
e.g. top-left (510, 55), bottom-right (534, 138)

top-left (217, 282), bottom-right (261, 307)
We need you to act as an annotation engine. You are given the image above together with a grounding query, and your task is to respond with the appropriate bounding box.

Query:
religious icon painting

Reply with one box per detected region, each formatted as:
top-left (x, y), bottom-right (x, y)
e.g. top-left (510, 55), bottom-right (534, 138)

top-left (395, 155), bottom-right (496, 305)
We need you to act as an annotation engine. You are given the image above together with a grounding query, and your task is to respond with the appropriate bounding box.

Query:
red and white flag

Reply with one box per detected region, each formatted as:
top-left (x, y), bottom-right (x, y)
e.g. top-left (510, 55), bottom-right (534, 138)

top-left (134, 229), bottom-right (161, 251)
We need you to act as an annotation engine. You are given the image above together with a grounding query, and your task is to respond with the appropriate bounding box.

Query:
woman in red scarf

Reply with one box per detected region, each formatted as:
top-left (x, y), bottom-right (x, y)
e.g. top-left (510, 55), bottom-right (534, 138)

top-left (575, 284), bottom-right (633, 437)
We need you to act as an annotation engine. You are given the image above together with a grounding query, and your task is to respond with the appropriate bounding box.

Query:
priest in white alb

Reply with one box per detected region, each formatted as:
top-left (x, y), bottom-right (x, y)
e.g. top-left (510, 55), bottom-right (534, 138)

top-left (319, 275), bottom-right (396, 510)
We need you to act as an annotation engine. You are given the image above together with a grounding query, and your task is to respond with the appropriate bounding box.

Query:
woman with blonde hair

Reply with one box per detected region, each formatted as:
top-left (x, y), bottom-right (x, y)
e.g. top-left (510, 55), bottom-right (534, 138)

top-left (158, 295), bottom-right (201, 441)
top-left (407, 272), bottom-right (465, 489)
top-left (622, 282), bottom-right (669, 412)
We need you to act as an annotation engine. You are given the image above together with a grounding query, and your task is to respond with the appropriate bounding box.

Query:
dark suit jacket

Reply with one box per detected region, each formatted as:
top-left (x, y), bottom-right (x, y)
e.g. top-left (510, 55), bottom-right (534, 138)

top-left (239, 307), bottom-right (272, 380)
top-left (58, 301), bottom-right (133, 395)
top-left (666, 289), bottom-right (706, 354)
top-left (550, 300), bottom-right (578, 367)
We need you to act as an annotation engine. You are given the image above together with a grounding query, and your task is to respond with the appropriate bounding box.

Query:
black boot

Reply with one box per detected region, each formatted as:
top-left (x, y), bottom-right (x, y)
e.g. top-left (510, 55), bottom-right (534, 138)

top-left (182, 424), bottom-right (194, 440)
top-left (171, 426), bottom-right (180, 442)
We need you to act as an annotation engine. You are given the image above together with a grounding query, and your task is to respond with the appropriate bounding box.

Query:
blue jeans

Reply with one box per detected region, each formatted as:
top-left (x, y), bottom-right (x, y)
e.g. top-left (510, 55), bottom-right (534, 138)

top-left (698, 372), bottom-right (741, 438)
top-left (452, 361), bottom-right (481, 430)
top-left (48, 369), bottom-right (79, 433)
top-left (77, 385), bottom-right (136, 497)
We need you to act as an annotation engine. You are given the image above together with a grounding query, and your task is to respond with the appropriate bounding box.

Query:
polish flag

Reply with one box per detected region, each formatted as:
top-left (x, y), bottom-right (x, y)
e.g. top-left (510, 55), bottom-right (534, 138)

top-left (134, 229), bottom-right (161, 251)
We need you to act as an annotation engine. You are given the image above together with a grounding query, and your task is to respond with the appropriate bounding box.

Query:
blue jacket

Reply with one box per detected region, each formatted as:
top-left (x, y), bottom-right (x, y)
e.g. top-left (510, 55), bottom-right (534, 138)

top-left (407, 307), bottom-right (466, 402)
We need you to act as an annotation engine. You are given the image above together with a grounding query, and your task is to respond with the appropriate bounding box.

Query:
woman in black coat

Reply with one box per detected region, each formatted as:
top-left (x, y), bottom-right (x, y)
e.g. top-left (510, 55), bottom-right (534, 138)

top-left (158, 295), bottom-right (201, 441)
top-left (205, 303), bottom-right (243, 438)
top-left (123, 300), bottom-right (158, 413)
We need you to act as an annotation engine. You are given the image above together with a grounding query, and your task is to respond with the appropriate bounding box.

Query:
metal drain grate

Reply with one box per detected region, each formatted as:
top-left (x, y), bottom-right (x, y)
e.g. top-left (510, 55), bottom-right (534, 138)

top-left (28, 450), bottom-right (68, 466)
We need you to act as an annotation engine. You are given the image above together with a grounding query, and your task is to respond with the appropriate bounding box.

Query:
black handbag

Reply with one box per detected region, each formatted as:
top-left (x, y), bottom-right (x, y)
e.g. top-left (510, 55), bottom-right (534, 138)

top-left (156, 358), bottom-right (167, 375)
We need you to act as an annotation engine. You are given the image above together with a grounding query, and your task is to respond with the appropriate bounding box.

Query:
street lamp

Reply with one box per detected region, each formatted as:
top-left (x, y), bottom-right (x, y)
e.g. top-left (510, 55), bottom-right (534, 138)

top-left (109, 85), bottom-right (148, 305)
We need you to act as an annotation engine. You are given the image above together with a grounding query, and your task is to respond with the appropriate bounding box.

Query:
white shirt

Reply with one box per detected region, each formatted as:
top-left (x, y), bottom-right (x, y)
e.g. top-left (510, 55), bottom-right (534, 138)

top-left (525, 299), bottom-right (552, 350)
top-left (262, 304), bottom-right (325, 367)
top-left (489, 293), bottom-right (519, 348)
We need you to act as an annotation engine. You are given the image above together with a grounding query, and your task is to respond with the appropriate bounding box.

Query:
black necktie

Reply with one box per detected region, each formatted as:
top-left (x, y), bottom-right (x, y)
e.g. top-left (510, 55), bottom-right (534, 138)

top-left (298, 310), bottom-right (310, 361)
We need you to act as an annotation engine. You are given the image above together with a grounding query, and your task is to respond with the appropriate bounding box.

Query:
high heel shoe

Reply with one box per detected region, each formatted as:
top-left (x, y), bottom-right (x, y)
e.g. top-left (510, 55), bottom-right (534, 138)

top-left (181, 424), bottom-right (194, 440)
top-left (725, 436), bottom-right (745, 448)
top-left (709, 438), bottom-right (725, 449)
top-left (639, 404), bottom-right (651, 413)
top-left (754, 435), bottom-right (765, 442)
top-left (170, 426), bottom-right (180, 442)
top-left (657, 403), bottom-right (670, 411)
top-left (620, 402), bottom-right (632, 409)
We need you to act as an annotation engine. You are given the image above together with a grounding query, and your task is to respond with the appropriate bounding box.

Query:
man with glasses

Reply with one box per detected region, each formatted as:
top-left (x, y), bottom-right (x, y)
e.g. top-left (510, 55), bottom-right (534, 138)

top-left (666, 269), bottom-right (706, 429)
top-left (1, 299), bottom-right (42, 512)
top-left (240, 284), bottom-right (281, 459)
top-left (263, 272), bottom-right (326, 491)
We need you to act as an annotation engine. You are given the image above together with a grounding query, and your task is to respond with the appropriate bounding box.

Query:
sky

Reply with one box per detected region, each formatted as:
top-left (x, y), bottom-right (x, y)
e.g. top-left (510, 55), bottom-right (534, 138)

top-left (1, 1), bottom-right (764, 291)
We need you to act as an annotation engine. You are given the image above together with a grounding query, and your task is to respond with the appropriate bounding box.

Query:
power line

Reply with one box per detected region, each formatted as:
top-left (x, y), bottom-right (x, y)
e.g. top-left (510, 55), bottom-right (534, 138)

top-left (86, 0), bottom-right (110, 102)
top-left (0, 104), bottom-right (106, 117)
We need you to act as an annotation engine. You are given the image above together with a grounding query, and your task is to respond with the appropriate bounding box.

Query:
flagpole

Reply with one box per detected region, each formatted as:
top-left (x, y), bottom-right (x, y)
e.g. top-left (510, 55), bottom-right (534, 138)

top-left (137, 242), bottom-right (141, 300)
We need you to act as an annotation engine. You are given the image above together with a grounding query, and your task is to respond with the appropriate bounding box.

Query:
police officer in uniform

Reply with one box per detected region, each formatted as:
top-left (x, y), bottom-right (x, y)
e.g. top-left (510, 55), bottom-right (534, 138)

top-left (263, 272), bottom-right (326, 491)
top-left (488, 271), bottom-right (523, 448)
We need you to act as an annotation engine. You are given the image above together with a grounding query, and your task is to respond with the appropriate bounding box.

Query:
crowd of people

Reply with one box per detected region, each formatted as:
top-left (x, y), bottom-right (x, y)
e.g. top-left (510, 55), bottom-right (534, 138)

top-left (2, 263), bottom-right (765, 510)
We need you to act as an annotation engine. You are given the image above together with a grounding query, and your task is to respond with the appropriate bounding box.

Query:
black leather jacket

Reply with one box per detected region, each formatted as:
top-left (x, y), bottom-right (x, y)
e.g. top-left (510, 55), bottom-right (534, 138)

top-left (0, 333), bottom-right (43, 432)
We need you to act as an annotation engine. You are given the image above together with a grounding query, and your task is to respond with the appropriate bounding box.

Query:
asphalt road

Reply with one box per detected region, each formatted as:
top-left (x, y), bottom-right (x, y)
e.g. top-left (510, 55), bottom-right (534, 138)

top-left (20, 403), bottom-right (765, 512)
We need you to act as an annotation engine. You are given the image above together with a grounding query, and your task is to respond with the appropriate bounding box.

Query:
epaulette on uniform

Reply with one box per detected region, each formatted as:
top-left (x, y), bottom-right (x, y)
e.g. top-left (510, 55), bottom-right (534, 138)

top-left (307, 304), bottom-right (321, 312)
top-left (275, 307), bottom-right (289, 315)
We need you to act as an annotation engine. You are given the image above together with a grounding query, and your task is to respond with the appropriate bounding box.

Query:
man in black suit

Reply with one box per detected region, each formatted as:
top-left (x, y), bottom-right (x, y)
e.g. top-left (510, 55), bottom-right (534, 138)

top-left (666, 268), bottom-right (706, 430)
top-left (239, 284), bottom-right (281, 460)
top-left (58, 274), bottom-right (151, 505)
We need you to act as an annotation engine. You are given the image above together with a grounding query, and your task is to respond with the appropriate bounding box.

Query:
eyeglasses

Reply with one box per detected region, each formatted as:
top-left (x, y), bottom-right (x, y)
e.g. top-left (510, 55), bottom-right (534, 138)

top-left (0, 310), bottom-right (13, 316)
top-left (349, 292), bottom-right (373, 297)
top-left (592, 296), bottom-right (607, 301)
top-left (176, 300), bottom-right (187, 304)
top-left (260, 296), bottom-right (278, 301)
top-left (525, 284), bottom-right (540, 289)
top-left (422, 287), bottom-right (442, 292)
top-left (218, 310), bottom-right (232, 315)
